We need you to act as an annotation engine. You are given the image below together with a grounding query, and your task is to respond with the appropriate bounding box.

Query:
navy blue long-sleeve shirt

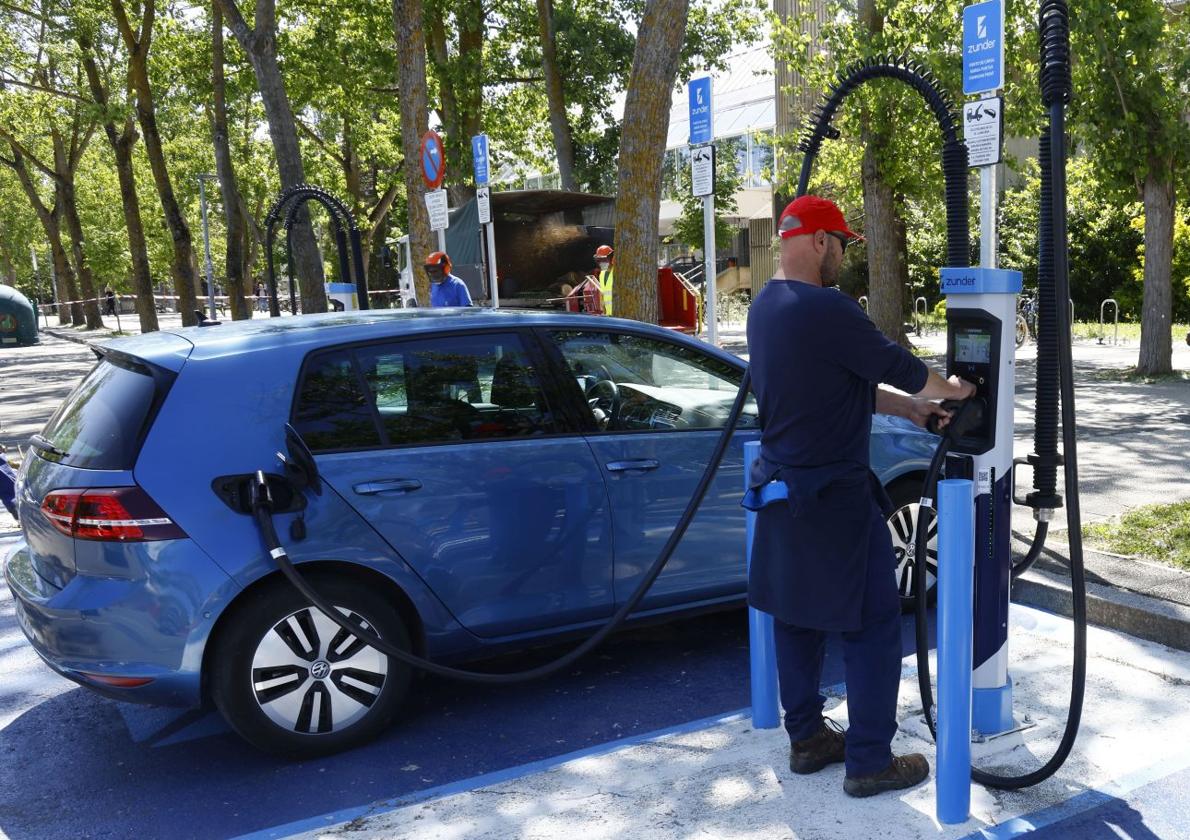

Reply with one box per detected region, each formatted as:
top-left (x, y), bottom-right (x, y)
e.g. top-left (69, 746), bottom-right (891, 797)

top-left (747, 280), bottom-right (929, 469)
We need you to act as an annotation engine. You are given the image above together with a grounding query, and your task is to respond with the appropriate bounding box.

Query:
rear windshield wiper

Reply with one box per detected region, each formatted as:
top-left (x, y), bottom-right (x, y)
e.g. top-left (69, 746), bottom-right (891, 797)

top-left (29, 434), bottom-right (69, 460)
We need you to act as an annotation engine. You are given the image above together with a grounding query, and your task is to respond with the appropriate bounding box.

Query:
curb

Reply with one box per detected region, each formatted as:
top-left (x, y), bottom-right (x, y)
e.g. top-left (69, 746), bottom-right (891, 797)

top-left (41, 327), bottom-right (110, 347)
top-left (1014, 566), bottom-right (1190, 653)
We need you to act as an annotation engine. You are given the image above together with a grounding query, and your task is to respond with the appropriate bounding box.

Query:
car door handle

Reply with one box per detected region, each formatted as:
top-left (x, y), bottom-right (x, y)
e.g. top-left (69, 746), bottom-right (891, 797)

top-left (605, 459), bottom-right (660, 474)
top-left (353, 479), bottom-right (423, 495)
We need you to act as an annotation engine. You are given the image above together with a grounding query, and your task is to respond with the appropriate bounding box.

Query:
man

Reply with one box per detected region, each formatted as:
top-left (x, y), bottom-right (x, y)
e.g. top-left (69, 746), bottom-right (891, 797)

top-left (746, 195), bottom-right (975, 798)
top-left (593, 245), bottom-right (614, 316)
top-left (426, 251), bottom-right (473, 308)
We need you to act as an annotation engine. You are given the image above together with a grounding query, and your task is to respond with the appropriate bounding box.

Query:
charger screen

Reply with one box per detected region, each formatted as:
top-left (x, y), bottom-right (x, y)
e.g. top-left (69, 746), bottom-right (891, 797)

top-left (955, 329), bottom-right (992, 364)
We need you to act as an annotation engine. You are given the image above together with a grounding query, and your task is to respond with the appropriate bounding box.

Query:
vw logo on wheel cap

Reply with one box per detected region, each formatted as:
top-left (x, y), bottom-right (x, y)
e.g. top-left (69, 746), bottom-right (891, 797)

top-left (310, 660), bottom-right (331, 680)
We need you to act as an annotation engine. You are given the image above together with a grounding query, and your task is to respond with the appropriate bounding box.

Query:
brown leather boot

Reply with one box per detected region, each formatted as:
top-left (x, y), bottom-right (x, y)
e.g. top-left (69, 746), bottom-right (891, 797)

top-left (843, 753), bottom-right (930, 797)
top-left (789, 717), bottom-right (846, 775)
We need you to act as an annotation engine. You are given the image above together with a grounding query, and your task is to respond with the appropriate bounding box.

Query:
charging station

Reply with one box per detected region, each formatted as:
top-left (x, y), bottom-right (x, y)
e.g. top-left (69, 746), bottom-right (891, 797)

top-left (940, 266), bottom-right (1023, 737)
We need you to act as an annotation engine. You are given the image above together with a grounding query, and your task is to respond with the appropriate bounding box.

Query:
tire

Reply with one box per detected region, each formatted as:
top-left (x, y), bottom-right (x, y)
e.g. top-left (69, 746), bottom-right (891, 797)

top-left (1015, 314), bottom-right (1028, 348)
top-left (210, 572), bottom-right (413, 758)
top-left (884, 477), bottom-right (938, 613)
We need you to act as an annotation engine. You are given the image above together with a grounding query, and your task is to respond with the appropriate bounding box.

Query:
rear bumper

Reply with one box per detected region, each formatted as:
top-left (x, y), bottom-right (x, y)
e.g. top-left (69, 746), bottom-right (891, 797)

top-left (4, 538), bottom-right (233, 708)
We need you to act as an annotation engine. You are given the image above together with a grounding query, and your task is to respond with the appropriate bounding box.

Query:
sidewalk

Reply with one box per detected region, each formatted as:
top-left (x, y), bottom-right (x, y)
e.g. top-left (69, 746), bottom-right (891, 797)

top-left (248, 605), bottom-right (1190, 839)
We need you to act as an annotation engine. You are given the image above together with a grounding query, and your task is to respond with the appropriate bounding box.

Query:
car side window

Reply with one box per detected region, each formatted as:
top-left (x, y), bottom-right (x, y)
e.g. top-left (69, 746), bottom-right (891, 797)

top-left (293, 350), bottom-right (383, 452)
top-left (354, 333), bottom-right (558, 447)
top-left (548, 330), bottom-right (758, 433)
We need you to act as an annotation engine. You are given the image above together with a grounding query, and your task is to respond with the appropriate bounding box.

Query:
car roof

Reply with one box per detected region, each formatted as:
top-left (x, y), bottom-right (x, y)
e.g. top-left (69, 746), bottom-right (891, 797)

top-left (108, 309), bottom-right (741, 365)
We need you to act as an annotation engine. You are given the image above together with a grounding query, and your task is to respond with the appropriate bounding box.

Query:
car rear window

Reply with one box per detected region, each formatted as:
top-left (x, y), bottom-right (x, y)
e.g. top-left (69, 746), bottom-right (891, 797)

top-left (38, 355), bottom-right (164, 470)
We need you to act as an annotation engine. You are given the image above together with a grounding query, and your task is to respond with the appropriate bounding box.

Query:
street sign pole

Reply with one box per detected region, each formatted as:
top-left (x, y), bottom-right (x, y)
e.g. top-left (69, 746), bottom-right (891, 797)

top-left (472, 134), bottom-right (498, 308)
top-left (688, 76), bottom-right (716, 344)
top-left (962, 0), bottom-right (1005, 271)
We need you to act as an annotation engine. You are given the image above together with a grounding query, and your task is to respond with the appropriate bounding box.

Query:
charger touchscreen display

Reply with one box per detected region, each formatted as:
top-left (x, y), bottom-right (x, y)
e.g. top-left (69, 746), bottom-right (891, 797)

top-left (955, 329), bottom-right (992, 364)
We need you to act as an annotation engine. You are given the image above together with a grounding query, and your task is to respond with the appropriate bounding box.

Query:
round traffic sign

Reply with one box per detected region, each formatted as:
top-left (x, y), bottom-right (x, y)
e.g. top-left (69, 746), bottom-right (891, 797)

top-left (420, 131), bottom-right (446, 190)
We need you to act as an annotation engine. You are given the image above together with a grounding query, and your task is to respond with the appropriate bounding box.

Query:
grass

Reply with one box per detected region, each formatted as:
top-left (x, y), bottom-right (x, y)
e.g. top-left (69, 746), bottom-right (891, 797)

top-left (1086, 367), bottom-right (1190, 384)
top-left (1084, 501), bottom-right (1190, 570)
top-left (1071, 321), bottom-right (1190, 343)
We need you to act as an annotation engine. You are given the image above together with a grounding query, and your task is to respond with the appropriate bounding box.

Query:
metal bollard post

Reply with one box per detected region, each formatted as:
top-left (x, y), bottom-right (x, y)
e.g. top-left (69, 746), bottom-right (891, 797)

top-left (936, 478), bottom-right (975, 825)
top-left (743, 440), bottom-right (780, 729)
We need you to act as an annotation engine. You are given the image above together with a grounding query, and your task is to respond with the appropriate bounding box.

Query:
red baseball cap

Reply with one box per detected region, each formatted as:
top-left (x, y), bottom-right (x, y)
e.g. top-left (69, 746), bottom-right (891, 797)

top-left (777, 195), bottom-right (862, 241)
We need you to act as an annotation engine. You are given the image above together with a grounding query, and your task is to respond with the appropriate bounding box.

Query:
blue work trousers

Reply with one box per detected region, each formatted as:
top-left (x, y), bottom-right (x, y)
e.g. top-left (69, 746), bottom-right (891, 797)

top-left (773, 504), bottom-right (902, 777)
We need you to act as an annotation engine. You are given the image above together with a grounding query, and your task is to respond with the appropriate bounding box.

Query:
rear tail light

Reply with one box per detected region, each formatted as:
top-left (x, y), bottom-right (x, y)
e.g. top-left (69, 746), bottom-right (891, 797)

top-left (40, 488), bottom-right (186, 542)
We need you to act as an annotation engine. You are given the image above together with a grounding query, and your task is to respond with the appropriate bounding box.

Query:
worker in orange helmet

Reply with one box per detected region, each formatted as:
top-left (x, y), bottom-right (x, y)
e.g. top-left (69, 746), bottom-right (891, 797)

top-left (593, 244), bottom-right (614, 316)
top-left (425, 251), bottom-right (473, 307)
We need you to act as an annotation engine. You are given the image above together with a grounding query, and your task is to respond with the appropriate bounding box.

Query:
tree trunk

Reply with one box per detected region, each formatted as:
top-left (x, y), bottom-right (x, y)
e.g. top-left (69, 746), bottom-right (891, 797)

top-left (211, 1), bottom-right (251, 320)
top-left (217, 0), bottom-right (326, 312)
top-left (56, 179), bottom-right (104, 329)
top-left (81, 51), bottom-right (159, 333)
top-left (612, 0), bottom-right (689, 324)
top-left (537, 0), bottom-right (577, 191)
top-left (5, 142), bottom-right (83, 326)
top-left (426, 0), bottom-right (482, 205)
top-left (860, 137), bottom-right (907, 346)
top-left (121, 51), bottom-right (200, 323)
top-left (1137, 164), bottom-right (1174, 376)
top-left (393, 0), bottom-right (435, 305)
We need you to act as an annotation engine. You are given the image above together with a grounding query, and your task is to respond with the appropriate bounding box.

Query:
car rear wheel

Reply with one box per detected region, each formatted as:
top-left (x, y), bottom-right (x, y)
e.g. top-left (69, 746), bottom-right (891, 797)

top-left (885, 478), bottom-right (937, 613)
top-left (211, 573), bottom-right (412, 758)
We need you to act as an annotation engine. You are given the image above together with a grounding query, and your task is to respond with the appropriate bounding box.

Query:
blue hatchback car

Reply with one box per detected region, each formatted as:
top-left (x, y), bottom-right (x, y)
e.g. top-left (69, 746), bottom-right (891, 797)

top-left (5, 310), bottom-right (938, 757)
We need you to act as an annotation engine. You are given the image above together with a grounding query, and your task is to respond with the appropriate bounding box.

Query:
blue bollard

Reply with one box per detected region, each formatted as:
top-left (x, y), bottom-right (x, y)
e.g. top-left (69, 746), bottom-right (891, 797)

top-left (936, 478), bottom-right (975, 825)
top-left (744, 440), bottom-right (780, 729)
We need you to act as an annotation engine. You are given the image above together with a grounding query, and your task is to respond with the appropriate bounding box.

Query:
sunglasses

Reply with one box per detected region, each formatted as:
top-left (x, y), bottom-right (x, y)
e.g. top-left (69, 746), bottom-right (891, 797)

top-left (825, 231), bottom-right (850, 254)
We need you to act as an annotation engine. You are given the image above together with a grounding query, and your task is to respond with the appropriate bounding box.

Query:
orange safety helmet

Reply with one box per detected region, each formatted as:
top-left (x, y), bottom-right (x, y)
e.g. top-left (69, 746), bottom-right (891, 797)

top-left (425, 251), bottom-right (452, 275)
top-left (593, 245), bottom-right (614, 261)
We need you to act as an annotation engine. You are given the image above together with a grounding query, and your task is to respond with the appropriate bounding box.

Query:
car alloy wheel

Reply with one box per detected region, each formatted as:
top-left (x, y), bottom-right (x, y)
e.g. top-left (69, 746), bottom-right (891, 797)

top-left (887, 498), bottom-right (937, 610)
top-left (251, 605), bottom-right (388, 735)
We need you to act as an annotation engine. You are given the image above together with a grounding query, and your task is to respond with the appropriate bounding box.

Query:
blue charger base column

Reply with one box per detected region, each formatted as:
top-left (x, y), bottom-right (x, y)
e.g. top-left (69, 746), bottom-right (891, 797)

top-left (937, 478), bottom-right (975, 826)
top-left (973, 678), bottom-right (1014, 736)
top-left (743, 440), bottom-right (780, 729)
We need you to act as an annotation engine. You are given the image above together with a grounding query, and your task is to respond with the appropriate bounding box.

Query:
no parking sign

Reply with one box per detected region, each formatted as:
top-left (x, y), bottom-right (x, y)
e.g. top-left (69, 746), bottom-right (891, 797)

top-left (420, 131), bottom-right (446, 191)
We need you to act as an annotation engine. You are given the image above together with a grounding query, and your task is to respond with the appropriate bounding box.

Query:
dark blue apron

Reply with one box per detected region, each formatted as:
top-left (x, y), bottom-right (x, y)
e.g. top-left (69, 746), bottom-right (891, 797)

top-left (744, 455), bottom-right (893, 632)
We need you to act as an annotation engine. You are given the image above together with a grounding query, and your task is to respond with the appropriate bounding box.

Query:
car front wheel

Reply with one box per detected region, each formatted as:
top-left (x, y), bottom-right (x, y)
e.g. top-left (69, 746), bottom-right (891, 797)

top-left (211, 573), bottom-right (412, 758)
top-left (885, 478), bottom-right (938, 612)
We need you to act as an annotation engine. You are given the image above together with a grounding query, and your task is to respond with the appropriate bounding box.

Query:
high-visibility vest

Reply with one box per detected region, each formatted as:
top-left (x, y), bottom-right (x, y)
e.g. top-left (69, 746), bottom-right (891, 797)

top-left (598, 268), bottom-right (614, 316)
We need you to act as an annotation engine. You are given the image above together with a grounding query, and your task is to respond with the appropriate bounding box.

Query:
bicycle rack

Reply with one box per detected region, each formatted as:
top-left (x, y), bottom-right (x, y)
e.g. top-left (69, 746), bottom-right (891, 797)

top-left (1099, 298), bottom-right (1119, 345)
top-left (914, 296), bottom-right (929, 336)
top-left (859, 295), bottom-right (869, 312)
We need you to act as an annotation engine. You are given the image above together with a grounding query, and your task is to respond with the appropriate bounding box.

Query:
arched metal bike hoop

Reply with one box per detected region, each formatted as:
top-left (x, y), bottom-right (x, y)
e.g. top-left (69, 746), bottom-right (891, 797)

top-left (915, 296), bottom-right (929, 336)
top-left (859, 295), bottom-right (869, 312)
top-left (263, 184), bottom-right (369, 317)
top-left (1099, 298), bottom-right (1118, 345)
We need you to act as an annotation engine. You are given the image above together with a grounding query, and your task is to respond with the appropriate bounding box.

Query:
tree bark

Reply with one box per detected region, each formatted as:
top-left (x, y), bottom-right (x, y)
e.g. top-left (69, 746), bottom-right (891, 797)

top-left (111, 0), bottom-right (200, 326)
top-left (56, 178), bottom-right (103, 329)
top-left (1137, 164), bottom-right (1174, 376)
top-left (80, 51), bottom-right (159, 334)
top-left (393, 0), bottom-right (435, 304)
top-left (426, 0), bottom-right (482, 205)
top-left (211, 1), bottom-right (251, 320)
top-left (536, 0), bottom-right (577, 191)
top-left (4, 142), bottom-right (83, 326)
top-left (612, 0), bottom-right (689, 324)
top-left (216, 0), bottom-right (326, 312)
top-left (856, 0), bottom-right (907, 346)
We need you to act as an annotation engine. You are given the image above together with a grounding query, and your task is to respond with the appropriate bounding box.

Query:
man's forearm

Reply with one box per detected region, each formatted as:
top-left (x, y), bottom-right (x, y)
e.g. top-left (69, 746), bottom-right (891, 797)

top-left (875, 388), bottom-right (914, 419)
top-left (914, 369), bottom-right (974, 401)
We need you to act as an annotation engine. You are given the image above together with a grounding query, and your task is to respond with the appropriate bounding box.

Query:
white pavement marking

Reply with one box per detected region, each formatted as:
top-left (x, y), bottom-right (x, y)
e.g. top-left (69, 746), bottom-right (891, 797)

top-left (278, 605), bottom-right (1190, 840)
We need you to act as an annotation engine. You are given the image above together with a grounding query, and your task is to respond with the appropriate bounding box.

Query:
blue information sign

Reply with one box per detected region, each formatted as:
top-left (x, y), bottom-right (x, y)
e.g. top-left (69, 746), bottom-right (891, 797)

top-left (471, 134), bottom-right (490, 186)
top-left (688, 77), bottom-right (713, 145)
top-left (962, 0), bottom-right (1004, 95)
